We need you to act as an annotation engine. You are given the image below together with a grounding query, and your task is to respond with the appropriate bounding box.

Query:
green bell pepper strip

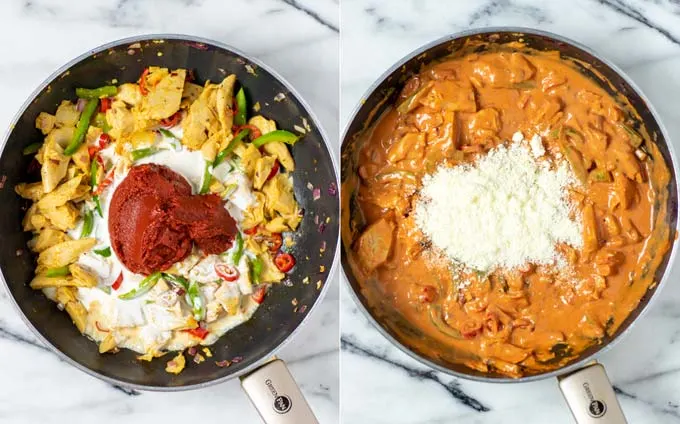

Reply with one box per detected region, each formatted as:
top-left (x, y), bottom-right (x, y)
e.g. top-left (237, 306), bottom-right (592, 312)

top-left (22, 142), bottom-right (42, 156)
top-left (75, 86), bottom-right (118, 99)
top-left (80, 209), bottom-right (94, 238)
top-left (199, 160), bottom-right (212, 194)
top-left (93, 195), bottom-right (103, 218)
top-left (90, 157), bottom-right (99, 188)
top-left (93, 112), bottom-right (111, 134)
top-left (64, 99), bottom-right (98, 156)
top-left (187, 281), bottom-right (205, 321)
top-left (158, 128), bottom-right (178, 140)
top-left (252, 130), bottom-right (299, 148)
top-left (45, 266), bottom-right (70, 277)
top-left (214, 129), bottom-right (250, 168)
top-left (131, 147), bottom-right (164, 161)
top-left (249, 256), bottom-right (264, 284)
top-left (119, 272), bottom-right (162, 300)
top-left (232, 232), bottom-right (244, 265)
top-left (162, 273), bottom-right (190, 291)
top-left (94, 247), bottom-right (111, 257)
top-left (234, 87), bottom-right (247, 126)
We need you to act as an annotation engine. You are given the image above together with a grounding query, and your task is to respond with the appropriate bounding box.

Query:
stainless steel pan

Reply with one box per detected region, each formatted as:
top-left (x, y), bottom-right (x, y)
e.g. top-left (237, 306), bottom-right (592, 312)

top-left (341, 27), bottom-right (679, 423)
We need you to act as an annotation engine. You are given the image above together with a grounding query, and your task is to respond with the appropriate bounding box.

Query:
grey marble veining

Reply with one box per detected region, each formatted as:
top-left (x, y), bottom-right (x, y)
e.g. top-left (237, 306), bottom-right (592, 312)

top-left (341, 0), bottom-right (680, 423)
top-left (0, 0), bottom-right (339, 423)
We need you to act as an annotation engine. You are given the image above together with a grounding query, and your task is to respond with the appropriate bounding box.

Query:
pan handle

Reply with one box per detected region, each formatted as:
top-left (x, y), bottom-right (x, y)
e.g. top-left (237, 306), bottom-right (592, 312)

top-left (240, 358), bottom-right (319, 424)
top-left (557, 362), bottom-right (627, 423)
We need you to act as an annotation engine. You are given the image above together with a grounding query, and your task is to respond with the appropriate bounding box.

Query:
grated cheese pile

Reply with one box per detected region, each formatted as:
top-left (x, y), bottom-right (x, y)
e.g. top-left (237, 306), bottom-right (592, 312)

top-left (415, 134), bottom-right (583, 272)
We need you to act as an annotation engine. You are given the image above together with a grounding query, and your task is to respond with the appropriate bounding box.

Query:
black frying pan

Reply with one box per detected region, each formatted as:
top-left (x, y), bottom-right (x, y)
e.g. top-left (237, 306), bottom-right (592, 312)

top-left (341, 28), bottom-right (679, 423)
top-left (0, 34), bottom-right (339, 413)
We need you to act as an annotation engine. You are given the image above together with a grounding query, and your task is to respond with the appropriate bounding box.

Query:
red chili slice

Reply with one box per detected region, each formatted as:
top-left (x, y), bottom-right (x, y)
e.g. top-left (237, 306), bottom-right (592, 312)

top-left (267, 233), bottom-right (283, 252)
top-left (252, 286), bottom-right (267, 304)
top-left (215, 263), bottom-right (239, 282)
top-left (96, 155), bottom-right (105, 169)
top-left (94, 169), bottom-right (115, 195)
top-left (234, 124), bottom-right (262, 140)
top-left (266, 160), bottom-right (280, 182)
top-left (244, 226), bottom-right (259, 236)
top-left (100, 98), bottom-right (111, 113)
top-left (274, 253), bottom-right (295, 273)
top-left (138, 68), bottom-right (150, 95)
top-left (88, 146), bottom-right (99, 159)
top-left (111, 272), bottom-right (123, 290)
top-left (159, 111), bottom-right (181, 128)
top-left (98, 133), bottom-right (111, 149)
top-left (183, 327), bottom-right (209, 340)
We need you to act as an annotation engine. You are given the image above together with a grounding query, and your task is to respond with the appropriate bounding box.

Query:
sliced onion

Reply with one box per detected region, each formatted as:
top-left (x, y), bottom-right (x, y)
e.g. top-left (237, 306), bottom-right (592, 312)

top-left (312, 188), bottom-right (321, 201)
top-left (76, 98), bottom-right (87, 112)
top-left (328, 182), bottom-right (337, 196)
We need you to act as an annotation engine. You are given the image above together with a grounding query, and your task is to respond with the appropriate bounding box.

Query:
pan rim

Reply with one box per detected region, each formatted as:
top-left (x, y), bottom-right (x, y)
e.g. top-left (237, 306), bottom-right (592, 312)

top-left (340, 25), bottom-right (680, 383)
top-left (0, 33), bottom-right (340, 392)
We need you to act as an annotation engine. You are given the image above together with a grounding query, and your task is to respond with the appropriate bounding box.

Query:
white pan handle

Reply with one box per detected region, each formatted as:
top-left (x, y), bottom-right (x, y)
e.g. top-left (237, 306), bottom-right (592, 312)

top-left (558, 362), bottom-right (627, 423)
top-left (240, 358), bottom-right (319, 424)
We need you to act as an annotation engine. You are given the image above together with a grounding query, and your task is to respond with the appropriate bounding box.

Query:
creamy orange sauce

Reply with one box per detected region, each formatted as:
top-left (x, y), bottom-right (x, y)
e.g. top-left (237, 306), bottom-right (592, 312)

top-left (345, 48), bottom-right (672, 377)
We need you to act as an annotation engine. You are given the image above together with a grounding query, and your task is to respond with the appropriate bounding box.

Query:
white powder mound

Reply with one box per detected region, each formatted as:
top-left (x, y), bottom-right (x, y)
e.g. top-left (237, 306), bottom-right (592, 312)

top-left (415, 139), bottom-right (583, 272)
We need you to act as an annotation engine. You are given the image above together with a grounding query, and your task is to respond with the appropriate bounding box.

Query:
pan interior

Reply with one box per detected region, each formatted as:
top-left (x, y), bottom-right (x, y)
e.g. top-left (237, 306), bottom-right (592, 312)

top-left (0, 36), bottom-right (339, 389)
top-left (341, 30), bottom-right (679, 381)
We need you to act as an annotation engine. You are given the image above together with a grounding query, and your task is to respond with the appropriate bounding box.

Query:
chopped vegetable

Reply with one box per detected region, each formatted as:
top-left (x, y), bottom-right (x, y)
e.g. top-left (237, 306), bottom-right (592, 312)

top-left (131, 147), bottom-right (164, 161)
top-left (22, 142), bottom-right (42, 156)
top-left (93, 196), bottom-right (103, 218)
top-left (588, 169), bottom-right (612, 182)
top-left (163, 273), bottom-right (190, 290)
top-left (64, 99), bottom-right (98, 155)
top-left (252, 285), bottom-right (267, 304)
top-left (234, 87), bottom-right (247, 126)
top-left (119, 272), bottom-right (161, 300)
top-left (93, 112), bottom-right (111, 133)
top-left (232, 232), bottom-right (244, 264)
top-left (199, 160), bottom-right (212, 194)
top-left (249, 256), bottom-right (264, 283)
top-left (183, 327), bottom-right (209, 340)
top-left (160, 111), bottom-right (181, 128)
top-left (429, 305), bottom-right (463, 339)
top-left (252, 130), bottom-right (299, 148)
top-left (214, 129), bottom-right (250, 167)
top-left (90, 157), bottom-right (99, 188)
top-left (94, 169), bottom-right (114, 195)
top-left (112, 272), bottom-right (123, 290)
top-left (244, 226), bottom-right (259, 236)
top-left (215, 263), bottom-right (239, 281)
top-left (274, 252), bottom-right (295, 273)
top-left (80, 209), bottom-right (94, 238)
top-left (75, 86), bottom-right (118, 99)
top-left (266, 160), bottom-right (280, 182)
top-left (186, 281), bottom-right (205, 320)
top-left (46, 266), bottom-right (70, 277)
top-left (100, 98), bottom-right (111, 113)
top-left (620, 124), bottom-right (643, 148)
top-left (138, 68), bottom-right (150, 95)
top-left (267, 233), bottom-right (283, 252)
top-left (94, 247), bottom-right (111, 257)
top-left (158, 128), bottom-right (178, 140)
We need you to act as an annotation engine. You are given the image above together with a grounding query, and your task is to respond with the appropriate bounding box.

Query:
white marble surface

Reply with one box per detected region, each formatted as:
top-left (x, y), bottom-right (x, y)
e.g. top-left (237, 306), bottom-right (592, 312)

top-left (0, 1), bottom-right (339, 423)
top-left (341, 0), bottom-right (680, 423)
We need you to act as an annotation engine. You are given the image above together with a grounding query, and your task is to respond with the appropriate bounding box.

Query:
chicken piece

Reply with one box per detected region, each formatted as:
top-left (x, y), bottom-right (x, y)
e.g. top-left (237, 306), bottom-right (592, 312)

top-left (236, 143), bottom-right (262, 180)
top-left (181, 82), bottom-right (203, 109)
top-left (420, 80), bottom-right (477, 113)
top-left (613, 171), bottom-right (635, 210)
top-left (35, 112), bottom-right (56, 135)
top-left (65, 302), bottom-right (88, 333)
top-left (249, 115), bottom-right (277, 134)
top-left (29, 274), bottom-right (76, 289)
top-left (41, 127), bottom-right (73, 193)
top-left (356, 218), bottom-right (395, 272)
top-left (467, 108), bottom-right (501, 145)
top-left (15, 182), bottom-right (44, 201)
top-left (37, 175), bottom-right (83, 210)
top-left (54, 101), bottom-right (80, 128)
top-left (69, 264), bottom-right (98, 288)
top-left (115, 83), bottom-right (142, 106)
top-left (165, 352), bottom-right (186, 374)
top-left (215, 75), bottom-right (236, 132)
top-left (262, 174), bottom-right (297, 216)
top-left (139, 67), bottom-right (186, 120)
top-left (259, 252), bottom-right (286, 283)
top-left (106, 101), bottom-right (135, 141)
top-left (263, 141), bottom-right (295, 171)
top-left (99, 334), bottom-right (117, 354)
top-left (473, 53), bottom-right (535, 87)
top-left (38, 238), bottom-right (97, 269)
top-left (200, 132), bottom-right (222, 162)
top-left (387, 132), bottom-right (425, 164)
top-left (264, 216), bottom-right (290, 233)
top-left (71, 143), bottom-right (90, 173)
top-left (42, 203), bottom-right (80, 232)
top-left (181, 85), bottom-right (220, 149)
top-left (253, 156), bottom-right (277, 190)
top-left (31, 228), bottom-right (70, 253)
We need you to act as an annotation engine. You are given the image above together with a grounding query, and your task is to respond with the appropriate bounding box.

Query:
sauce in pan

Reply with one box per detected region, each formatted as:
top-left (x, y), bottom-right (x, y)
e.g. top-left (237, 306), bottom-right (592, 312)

top-left (345, 47), bottom-right (672, 377)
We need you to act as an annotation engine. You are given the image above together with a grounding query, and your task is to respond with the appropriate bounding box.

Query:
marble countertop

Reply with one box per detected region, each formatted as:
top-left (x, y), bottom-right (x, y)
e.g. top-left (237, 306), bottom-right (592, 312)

top-left (0, 1), bottom-right (339, 423)
top-left (341, 0), bottom-right (680, 423)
